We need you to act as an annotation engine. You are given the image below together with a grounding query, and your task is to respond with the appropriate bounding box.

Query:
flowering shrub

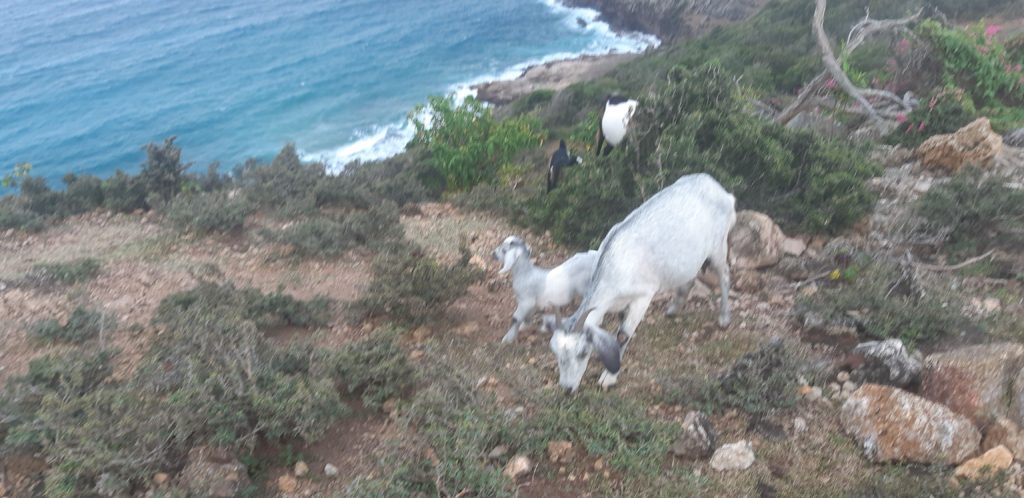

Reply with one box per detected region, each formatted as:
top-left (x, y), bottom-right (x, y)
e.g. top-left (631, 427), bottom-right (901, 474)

top-left (919, 20), bottom-right (1024, 107)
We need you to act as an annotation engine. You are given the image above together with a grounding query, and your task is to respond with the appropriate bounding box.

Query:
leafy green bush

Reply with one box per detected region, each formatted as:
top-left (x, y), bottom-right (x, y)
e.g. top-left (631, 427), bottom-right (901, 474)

top-left (101, 170), bottom-right (148, 213)
top-left (411, 95), bottom-right (545, 191)
top-left (531, 64), bottom-right (879, 247)
top-left (27, 258), bottom-right (102, 287)
top-left (138, 137), bottom-right (191, 206)
top-left (886, 87), bottom-right (977, 146)
top-left (0, 203), bottom-right (44, 232)
top-left (333, 330), bottom-right (415, 409)
top-left (916, 167), bottom-right (1024, 260)
top-left (314, 152), bottom-right (439, 209)
top-left (164, 190), bottom-right (253, 235)
top-left (349, 241), bottom-right (482, 327)
top-left (799, 254), bottom-right (975, 346)
top-left (60, 174), bottom-right (105, 216)
top-left (919, 20), bottom-right (1024, 108)
top-left (29, 306), bottom-right (108, 344)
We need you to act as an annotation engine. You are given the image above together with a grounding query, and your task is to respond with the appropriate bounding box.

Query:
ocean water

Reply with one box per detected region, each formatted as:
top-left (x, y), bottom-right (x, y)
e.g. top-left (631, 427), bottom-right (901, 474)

top-left (0, 0), bottom-right (656, 189)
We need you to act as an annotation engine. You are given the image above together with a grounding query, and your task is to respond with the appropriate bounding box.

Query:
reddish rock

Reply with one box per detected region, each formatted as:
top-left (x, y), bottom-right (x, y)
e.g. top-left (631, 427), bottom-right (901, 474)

top-left (917, 118), bottom-right (1003, 173)
top-left (954, 445), bottom-right (1013, 480)
top-left (919, 343), bottom-right (1024, 426)
top-left (546, 440), bottom-right (574, 463)
top-left (982, 416), bottom-right (1024, 457)
top-left (729, 211), bottom-right (785, 270)
top-left (841, 384), bottom-right (980, 465)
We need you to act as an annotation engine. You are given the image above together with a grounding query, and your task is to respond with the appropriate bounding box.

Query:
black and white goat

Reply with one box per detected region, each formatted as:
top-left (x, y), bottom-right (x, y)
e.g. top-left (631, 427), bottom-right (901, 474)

top-left (549, 173), bottom-right (736, 392)
top-left (547, 140), bottom-right (582, 192)
top-left (594, 95), bottom-right (637, 156)
top-left (493, 236), bottom-right (598, 344)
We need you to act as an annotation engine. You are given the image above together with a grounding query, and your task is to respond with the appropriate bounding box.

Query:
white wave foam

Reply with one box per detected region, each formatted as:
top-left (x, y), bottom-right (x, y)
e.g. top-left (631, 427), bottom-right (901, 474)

top-left (310, 0), bottom-right (659, 174)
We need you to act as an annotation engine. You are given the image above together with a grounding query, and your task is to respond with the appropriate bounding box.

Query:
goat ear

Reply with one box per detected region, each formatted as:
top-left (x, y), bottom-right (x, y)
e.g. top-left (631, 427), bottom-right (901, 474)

top-left (587, 327), bottom-right (620, 374)
top-left (498, 246), bottom-right (520, 274)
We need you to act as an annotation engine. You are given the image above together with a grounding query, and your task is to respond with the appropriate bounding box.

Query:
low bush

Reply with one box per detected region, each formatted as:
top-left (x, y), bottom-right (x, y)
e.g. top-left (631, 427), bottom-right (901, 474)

top-left (27, 258), bottom-right (102, 287)
top-left (0, 282), bottom-right (349, 497)
top-left (886, 87), bottom-right (977, 146)
top-left (799, 253), bottom-right (975, 347)
top-left (164, 191), bottom-right (253, 235)
top-left (0, 203), bottom-right (44, 232)
top-left (916, 167), bottom-right (1024, 261)
top-left (138, 137), bottom-right (191, 207)
top-left (332, 330), bottom-right (415, 410)
top-left (348, 241), bottom-right (483, 327)
top-left (410, 95), bottom-right (545, 191)
top-left (314, 152), bottom-right (439, 209)
top-left (28, 306), bottom-right (108, 344)
top-left (269, 201), bottom-right (404, 258)
top-left (101, 170), bottom-right (148, 213)
top-left (681, 340), bottom-right (802, 419)
top-left (155, 282), bottom-right (330, 331)
top-left (235, 144), bottom-right (324, 217)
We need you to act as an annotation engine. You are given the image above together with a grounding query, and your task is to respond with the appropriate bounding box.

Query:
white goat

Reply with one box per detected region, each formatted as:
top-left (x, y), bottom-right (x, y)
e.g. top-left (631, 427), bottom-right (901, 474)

top-left (493, 236), bottom-right (598, 344)
top-left (549, 173), bottom-right (736, 392)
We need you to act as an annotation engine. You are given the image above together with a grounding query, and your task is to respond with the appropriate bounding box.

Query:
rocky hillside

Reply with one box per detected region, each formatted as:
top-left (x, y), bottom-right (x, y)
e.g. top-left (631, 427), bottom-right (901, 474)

top-left (565, 0), bottom-right (767, 41)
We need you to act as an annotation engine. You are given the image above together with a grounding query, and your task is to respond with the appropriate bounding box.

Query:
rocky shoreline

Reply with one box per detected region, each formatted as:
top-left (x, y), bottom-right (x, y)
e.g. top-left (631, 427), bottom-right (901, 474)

top-left (473, 52), bottom-right (640, 106)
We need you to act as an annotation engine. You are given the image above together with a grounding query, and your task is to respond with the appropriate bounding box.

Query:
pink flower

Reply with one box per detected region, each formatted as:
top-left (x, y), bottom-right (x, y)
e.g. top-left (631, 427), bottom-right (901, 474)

top-left (918, 122), bottom-right (926, 132)
top-left (985, 24), bottom-right (1002, 38)
top-left (896, 113), bottom-right (908, 123)
top-left (824, 78), bottom-right (837, 90)
top-left (895, 38), bottom-right (912, 55)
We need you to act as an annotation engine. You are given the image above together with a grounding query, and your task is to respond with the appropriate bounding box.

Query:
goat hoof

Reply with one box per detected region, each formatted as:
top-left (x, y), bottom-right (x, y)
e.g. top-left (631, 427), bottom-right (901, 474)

top-left (501, 333), bottom-right (517, 344)
top-left (718, 316), bottom-right (731, 328)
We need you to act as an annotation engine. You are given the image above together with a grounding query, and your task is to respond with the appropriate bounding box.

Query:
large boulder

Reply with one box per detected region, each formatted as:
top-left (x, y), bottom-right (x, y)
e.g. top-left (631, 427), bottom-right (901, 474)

top-left (729, 211), bottom-right (785, 270)
top-left (841, 384), bottom-right (980, 465)
top-left (916, 117), bottom-right (1003, 173)
top-left (918, 343), bottom-right (1024, 427)
top-left (982, 416), bottom-right (1024, 457)
top-left (180, 446), bottom-right (251, 498)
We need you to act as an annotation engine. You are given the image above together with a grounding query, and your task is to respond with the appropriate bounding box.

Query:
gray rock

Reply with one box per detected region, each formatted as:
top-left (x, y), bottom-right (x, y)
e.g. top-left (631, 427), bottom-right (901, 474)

top-left (919, 343), bottom-right (1024, 426)
top-left (799, 310), bottom-right (859, 349)
top-left (852, 339), bottom-right (922, 388)
top-left (180, 446), bottom-right (250, 498)
top-left (671, 411), bottom-right (716, 460)
top-left (488, 444), bottom-right (509, 460)
top-left (841, 384), bottom-right (980, 465)
top-left (710, 440), bottom-right (755, 471)
top-left (324, 463), bottom-right (339, 477)
top-left (729, 211), bottom-right (784, 270)
top-left (1005, 128), bottom-right (1024, 148)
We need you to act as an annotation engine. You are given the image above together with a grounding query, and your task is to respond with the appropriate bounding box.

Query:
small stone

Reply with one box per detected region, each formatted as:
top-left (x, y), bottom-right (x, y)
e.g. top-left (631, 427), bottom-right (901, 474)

top-left (277, 474), bottom-right (298, 494)
top-left (488, 445), bottom-right (509, 460)
top-left (593, 458), bottom-right (605, 471)
top-left (503, 455), bottom-right (532, 480)
top-left (837, 371), bottom-right (850, 383)
top-left (412, 327), bottom-right (431, 342)
top-left (710, 440), bottom-right (755, 471)
top-left (153, 472), bottom-right (169, 486)
top-left (803, 386), bottom-right (823, 402)
top-left (793, 417), bottom-right (808, 434)
top-left (954, 445), bottom-right (1014, 480)
top-left (842, 381), bottom-right (857, 394)
top-left (382, 398), bottom-right (398, 415)
top-left (409, 350), bottom-right (424, 360)
top-left (293, 461), bottom-right (309, 478)
top-left (324, 464), bottom-right (339, 477)
top-left (670, 411), bottom-right (716, 460)
top-left (781, 237), bottom-right (806, 257)
top-left (982, 297), bottom-right (1001, 314)
top-left (547, 440), bottom-right (574, 463)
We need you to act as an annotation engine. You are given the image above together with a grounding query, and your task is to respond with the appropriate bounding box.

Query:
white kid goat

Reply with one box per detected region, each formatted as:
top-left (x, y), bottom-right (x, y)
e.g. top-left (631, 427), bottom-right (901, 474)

top-left (493, 236), bottom-right (598, 344)
top-left (549, 173), bottom-right (736, 392)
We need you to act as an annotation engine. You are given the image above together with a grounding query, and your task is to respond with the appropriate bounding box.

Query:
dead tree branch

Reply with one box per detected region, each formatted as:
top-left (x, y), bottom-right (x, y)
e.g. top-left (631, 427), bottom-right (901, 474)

top-left (775, 3), bottom-right (922, 126)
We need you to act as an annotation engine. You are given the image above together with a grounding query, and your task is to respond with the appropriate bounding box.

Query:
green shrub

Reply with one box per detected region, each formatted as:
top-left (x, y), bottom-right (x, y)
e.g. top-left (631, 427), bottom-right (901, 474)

top-left (411, 95), bottom-right (545, 191)
top-left (502, 88), bottom-right (555, 118)
top-left (333, 330), bottom-right (415, 409)
top-left (886, 87), bottom-right (977, 146)
top-left (60, 174), bottom-right (105, 216)
top-left (349, 241), bottom-right (483, 327)
top-left (138, 137), bottom-right (191, 206)
top-left (314, 152), bottom-right (438, 209)
top-left (27, 258), bottom-right (102, 287)
top-left (29, 307), bottom-right (108, 344)
top-left (0, 203), bottom-right (44, 232)
top-left (269, 201), bottom-right (404, 258)
top-left (101, 170), bottom-right (148, 213)
top-left (919, 20), bottom-right (1024, 108)
top-left (236, 144), bottom-right (324, 217)
top-left (155, 282), bottom-right (330, 331)
top-left (799, 254), bottom-right (975, 347)
top-left (916, 167), bottom-right (1024, 261)
top-left (165, 191), bottom-right (253, 235)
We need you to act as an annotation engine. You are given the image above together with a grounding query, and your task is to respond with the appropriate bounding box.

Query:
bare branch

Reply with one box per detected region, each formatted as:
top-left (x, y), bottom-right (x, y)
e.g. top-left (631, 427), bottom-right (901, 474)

top-left (814, 0), bottom-right (882, 124)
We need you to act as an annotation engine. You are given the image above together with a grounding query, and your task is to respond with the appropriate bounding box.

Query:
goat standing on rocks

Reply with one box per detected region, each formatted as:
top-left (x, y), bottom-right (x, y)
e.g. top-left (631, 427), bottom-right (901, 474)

top-left (493, 236), bottom-right (598, 344)
top-left (549, 173), bottom-right (736, 392)
top-left (595, 95), bottom-right (637, 156)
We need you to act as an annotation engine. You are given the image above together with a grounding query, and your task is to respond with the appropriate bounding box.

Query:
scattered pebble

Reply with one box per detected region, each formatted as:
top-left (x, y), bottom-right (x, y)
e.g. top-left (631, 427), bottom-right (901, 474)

top-left (324, 464), bottom-right (339, 477)
top-left (793, 417), bottom-right (808, 434)
top-left (294, 461), bottom-right (308, 478)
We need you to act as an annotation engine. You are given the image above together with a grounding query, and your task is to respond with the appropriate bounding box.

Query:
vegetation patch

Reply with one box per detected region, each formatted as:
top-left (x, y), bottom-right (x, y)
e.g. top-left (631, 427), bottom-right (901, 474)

top-left (916, 167), bottom-right (1024, 262)
top-left (349, 241), bottom-right (483, 327)
top-left (28, 306), bottom-right (109, 345)
top-left (26, 258), bottom-right (102, 287)
top-left (165, 190), bottom-right (253, 235)
top-left (332, 330), bottom-right (415, 410)
top-left (155, 281), bottom-right (330, 331)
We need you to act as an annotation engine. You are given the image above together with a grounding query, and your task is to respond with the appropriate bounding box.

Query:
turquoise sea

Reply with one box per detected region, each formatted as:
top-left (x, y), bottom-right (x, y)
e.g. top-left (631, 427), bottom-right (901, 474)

top-left (0, 0), bottom-right (656, 189)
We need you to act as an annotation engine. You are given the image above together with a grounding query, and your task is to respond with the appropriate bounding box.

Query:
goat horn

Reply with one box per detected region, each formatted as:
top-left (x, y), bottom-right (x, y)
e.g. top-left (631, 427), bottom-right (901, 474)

top-left (572, 308), bottom-right (594, 335)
